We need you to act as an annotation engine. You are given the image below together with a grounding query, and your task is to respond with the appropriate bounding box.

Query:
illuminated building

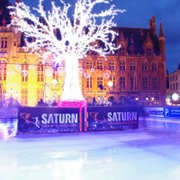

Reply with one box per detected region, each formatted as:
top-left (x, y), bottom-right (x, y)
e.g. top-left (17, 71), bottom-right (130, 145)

top-left (0, 1), bottom-right (166, 106)
top-left (167, 64), bottom-right (180, 105)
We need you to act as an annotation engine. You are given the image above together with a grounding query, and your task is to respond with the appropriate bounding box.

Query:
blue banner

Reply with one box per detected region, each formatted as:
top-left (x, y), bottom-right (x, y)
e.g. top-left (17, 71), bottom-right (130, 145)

top-left (87, 107), bottom-right (139, 131)
top-left (18, 107), bottom-right (80, 133)
top-left (164, 107), bottom-right (180, 117)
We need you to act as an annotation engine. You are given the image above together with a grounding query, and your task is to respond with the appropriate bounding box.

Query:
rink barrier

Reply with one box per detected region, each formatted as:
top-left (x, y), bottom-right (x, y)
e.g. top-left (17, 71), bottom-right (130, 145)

top-left (17, 107), bottom-right (81, 133)
top-left (141, 106), bottom-right (180, 132)
top-left (2, 106), bottom-right (180, 135)
top-left (140, 116), bottom-right (180, 132)
top-left (86, 106), bottom-right (139, 131)
top-left (16, 106), bottom-right (140, 133)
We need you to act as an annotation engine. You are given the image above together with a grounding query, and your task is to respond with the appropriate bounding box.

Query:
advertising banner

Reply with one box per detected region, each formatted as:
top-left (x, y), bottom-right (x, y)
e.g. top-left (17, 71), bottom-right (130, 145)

top-left (18, 107), bottom-right (80, 133)
top-left (164, 107), bottom-right (180, 117)
top-left (87, 106), bottom-right (139, 131)
top-left (143, 107), bottom-right (164, 117)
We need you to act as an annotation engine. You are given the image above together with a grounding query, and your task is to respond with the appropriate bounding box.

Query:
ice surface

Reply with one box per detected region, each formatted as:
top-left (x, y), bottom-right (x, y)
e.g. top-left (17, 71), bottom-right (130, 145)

top-left (0, 130), bottom-right (180, 180)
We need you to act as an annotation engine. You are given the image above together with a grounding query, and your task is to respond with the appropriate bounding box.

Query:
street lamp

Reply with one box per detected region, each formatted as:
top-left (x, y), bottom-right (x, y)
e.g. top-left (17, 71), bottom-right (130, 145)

top-left (172, 93), bottom-right (179, 101)
top-left (108, 80), bottom-right (113, 88)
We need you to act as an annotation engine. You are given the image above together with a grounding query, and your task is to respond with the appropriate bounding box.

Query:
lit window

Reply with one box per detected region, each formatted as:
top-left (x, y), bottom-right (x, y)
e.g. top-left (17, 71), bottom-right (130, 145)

top-left (130, 76), bottom-right (137, 90)
top-left (86, 61), bottom-right (93, 69)
top-left (108, 61), bottom-right (115, 71)
top-left (0, 60), bottom-right (7, 81)
top-left (110, 76), bottom-right (115, 88)
top-left (37, 89), bottom-right (43, 102)
top-left (142, 77), bottom-right (148, 89)
top-left (21, 88), bottom-right (28, 105)
top-left (119, 76), bottom-right (125, 89)
top-left (130, 61), bottom-right (136, 71)
top-left (86, 77), bottom-right (92, 89)
top-left (1, 38), bottom-right (4, 48)
top-left (1, 37), bottom-right (7, 49)
top-left (97, 77), bottom-right (103, 89)
top-left (120, 61), bottom-right (125, 71)
top-left (142, 62), bottom-right (147, 71)
top-left (97, 60), bottom-right (103, 70)
top-left (37, 62), bottom-right (44, 82)
top-left (152, 62), bottom-right (157, 72)
top-left (21, 62), bottom-right (28, 82)
top-left (152, 77), bottom-right (158, 89)
top-left (53, 65), bottom-right (59, 81)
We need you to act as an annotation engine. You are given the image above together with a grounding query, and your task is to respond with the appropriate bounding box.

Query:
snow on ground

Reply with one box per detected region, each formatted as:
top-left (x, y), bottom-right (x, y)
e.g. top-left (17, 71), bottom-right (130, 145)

top-left (0, 129), bottom-right (180, 180)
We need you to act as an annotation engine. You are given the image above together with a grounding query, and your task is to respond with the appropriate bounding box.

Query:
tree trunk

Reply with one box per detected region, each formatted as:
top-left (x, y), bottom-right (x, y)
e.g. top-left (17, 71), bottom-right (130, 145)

top-left (61, 56), bottom-right (84, 101)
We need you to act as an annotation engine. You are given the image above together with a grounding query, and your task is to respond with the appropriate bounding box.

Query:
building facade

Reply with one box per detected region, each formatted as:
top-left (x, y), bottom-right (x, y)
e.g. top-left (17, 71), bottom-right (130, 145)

top-left (167, 64), bottom-right (180, 105)
top-left (0, 1), bottom-right (166, 107)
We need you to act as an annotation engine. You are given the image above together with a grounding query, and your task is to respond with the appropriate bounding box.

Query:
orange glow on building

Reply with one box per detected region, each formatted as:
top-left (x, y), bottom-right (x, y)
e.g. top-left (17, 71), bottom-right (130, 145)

top-left (0, 1), bottom-right (166, 107)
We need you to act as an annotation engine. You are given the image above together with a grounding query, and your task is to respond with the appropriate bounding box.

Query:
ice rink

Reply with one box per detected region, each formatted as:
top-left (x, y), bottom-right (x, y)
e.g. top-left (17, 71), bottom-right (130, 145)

top-left (1, 129), bottom-right (180, 180)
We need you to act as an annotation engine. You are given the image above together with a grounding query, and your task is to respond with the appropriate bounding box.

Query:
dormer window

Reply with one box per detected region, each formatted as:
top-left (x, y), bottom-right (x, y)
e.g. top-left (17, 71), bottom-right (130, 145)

top-left (120, 47), bottom-right (125, 56)
top-left (146, 48), bottom-right (152, 56)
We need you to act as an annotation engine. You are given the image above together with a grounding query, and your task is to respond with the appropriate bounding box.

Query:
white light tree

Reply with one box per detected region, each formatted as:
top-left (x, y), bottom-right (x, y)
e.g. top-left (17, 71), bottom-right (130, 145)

top-left (10, 0), bottom-right (125, 102)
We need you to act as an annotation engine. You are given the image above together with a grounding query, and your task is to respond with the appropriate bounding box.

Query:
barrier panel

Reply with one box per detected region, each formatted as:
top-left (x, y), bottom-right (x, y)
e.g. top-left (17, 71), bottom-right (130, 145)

top-left (164, 107), bottom-right (180, 117)
top-left (87, 106), bottom-right (139, 131)
top-left (18, 107), bottom-right (81, 133)
top-left (143, 107), bottom-right (164, 117)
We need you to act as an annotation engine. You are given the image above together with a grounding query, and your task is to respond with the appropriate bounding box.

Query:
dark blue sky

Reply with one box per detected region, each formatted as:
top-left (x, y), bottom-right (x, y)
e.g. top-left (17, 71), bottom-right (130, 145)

top-left (9, 0), bottom-right (180, 73)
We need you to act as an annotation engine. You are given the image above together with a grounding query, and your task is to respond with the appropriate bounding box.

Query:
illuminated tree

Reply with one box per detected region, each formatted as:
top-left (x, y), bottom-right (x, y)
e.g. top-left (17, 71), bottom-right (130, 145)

top-left (10, 0), bottom-right (125, 102)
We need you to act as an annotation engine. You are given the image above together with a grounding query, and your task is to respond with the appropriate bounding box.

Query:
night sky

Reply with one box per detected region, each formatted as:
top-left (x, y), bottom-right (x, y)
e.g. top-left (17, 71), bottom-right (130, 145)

top-left (9, 0), bottom-right (180, 73)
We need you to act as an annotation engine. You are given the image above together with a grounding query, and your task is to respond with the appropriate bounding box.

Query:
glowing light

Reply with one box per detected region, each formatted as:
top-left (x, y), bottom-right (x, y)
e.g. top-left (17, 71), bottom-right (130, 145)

top-left (29, 65), bottom-right (34, 70)
top-left (9, 0), bottom-right (125, 101)
top-left (45, 69), bottom-right (52, 77)
top-left (84, 72), bottom-right (90, 79)
top-left (52, 79), bottom-right (58, 87)
top-left (8, 70), bottom-right (15, 76)
top-left (108, 80), bottom-right (113, 88)
top-left (104, 72), bottom-right (110, 79)
top-left (90, 68), bottom-right (95, 73)
top-left (172, 93), bottom-right (179, 101)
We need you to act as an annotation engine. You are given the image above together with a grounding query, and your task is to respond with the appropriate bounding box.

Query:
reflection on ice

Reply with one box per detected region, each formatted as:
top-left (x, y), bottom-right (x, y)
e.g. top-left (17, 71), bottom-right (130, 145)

top-left (0, 119), bottom-right (18, 139)
top-left (0, 130), bottom-right (180, 180)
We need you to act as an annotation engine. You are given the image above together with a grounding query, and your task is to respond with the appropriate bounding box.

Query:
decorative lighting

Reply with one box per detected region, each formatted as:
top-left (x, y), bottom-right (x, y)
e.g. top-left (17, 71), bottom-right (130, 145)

top-left (90, 68), bottom-right (95, 73)
top-left (45, 69), bottom-right (52, 77)
top-left (9, 0), bottom-right (125, 101)
top-left (104, 72), bottom-right (110, 79)
top-left (84, 72), bottom-right (90, 79)
top-left (172, 93), bottom-right (179, 101)
top-left (52, 79), bottom-right (58, 87)
top-left (108, 80), bottom-right (113, 88)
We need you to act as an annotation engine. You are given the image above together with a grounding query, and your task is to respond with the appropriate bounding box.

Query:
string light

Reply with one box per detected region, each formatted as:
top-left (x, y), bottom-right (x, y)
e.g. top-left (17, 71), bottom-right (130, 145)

top-left (9, 0), bottom-right (125, 101)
